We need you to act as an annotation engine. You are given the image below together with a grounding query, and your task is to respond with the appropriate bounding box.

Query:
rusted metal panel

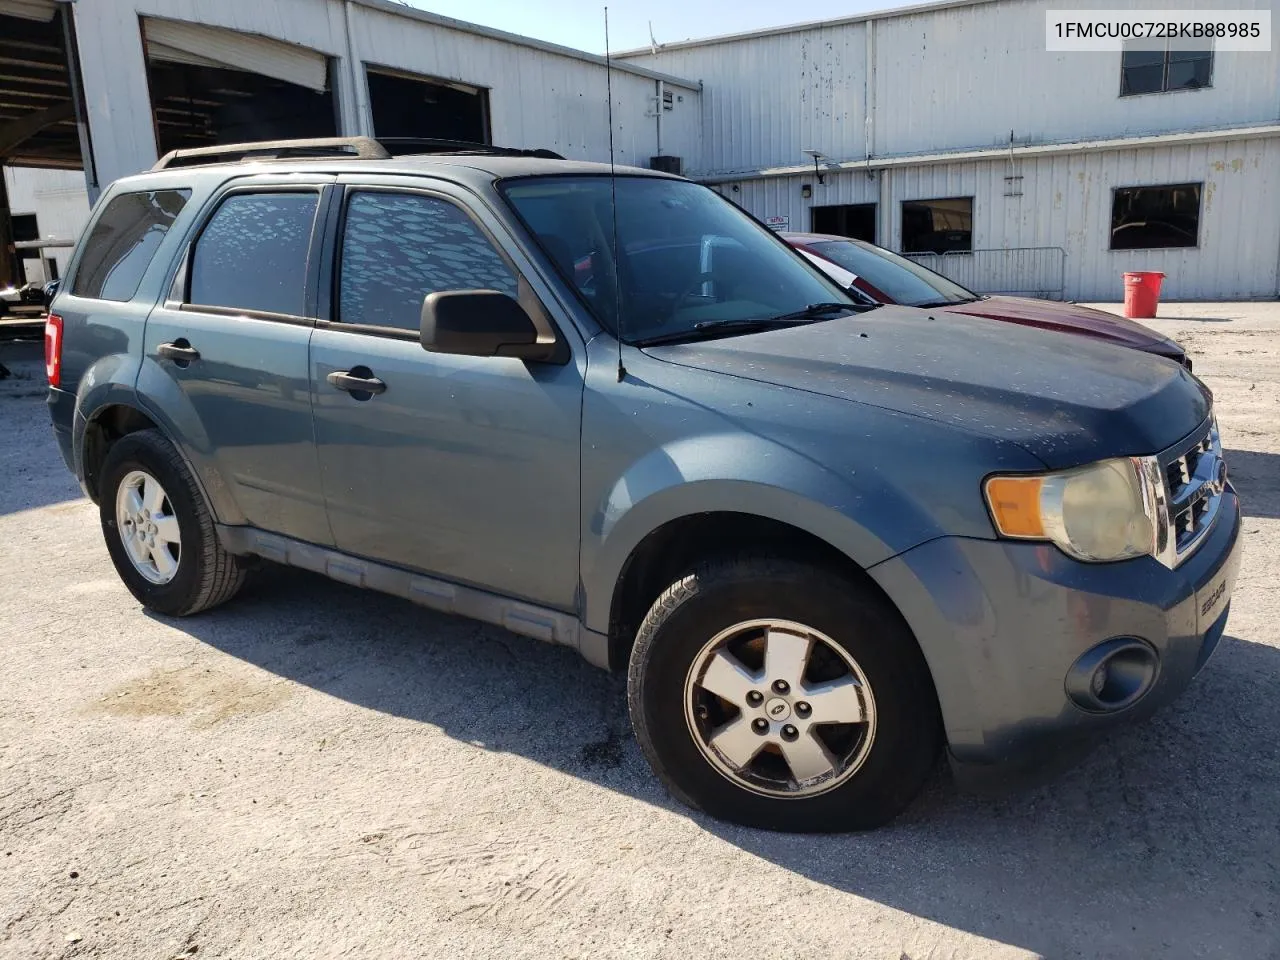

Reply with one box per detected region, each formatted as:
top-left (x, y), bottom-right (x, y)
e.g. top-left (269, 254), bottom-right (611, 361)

top-left (634, 25), bottom-right (869, 178)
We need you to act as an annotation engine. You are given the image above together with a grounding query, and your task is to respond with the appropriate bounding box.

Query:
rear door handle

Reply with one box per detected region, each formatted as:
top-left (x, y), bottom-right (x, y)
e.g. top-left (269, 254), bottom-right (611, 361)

top-left (327, 369), bottom-right (387, 397)
top-left (157, 340), bottom-right (200, 365)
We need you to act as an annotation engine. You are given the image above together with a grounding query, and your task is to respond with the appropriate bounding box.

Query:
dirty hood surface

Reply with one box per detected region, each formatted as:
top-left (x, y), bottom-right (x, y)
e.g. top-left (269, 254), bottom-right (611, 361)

top-left (643, 305), bottom-right (1210, 469)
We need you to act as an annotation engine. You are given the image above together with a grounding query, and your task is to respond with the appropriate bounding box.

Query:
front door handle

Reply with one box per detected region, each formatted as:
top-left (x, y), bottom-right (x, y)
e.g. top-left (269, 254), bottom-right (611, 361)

top-left (157, 340), bottom-right (201, 365)
top-left (327, 368), bottom-right (387, 398)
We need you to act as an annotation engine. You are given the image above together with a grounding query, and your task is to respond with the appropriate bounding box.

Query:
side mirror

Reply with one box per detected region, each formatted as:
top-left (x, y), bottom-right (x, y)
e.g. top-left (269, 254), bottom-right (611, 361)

top-left (420, 289), bottom-right (554, 360)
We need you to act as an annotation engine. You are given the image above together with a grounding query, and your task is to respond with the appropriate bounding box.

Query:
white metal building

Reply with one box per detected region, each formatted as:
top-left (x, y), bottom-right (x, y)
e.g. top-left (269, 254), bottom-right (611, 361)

top-left (0, 0), bottom-right (701, 287)
top-left (1, 166), bottom-right (84, 282)
top-left (620, 0), bottom-right (1280, 300)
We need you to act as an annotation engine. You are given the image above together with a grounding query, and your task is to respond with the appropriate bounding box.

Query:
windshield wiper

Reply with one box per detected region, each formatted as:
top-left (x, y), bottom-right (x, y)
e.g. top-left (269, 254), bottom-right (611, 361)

top-left (635, 303), bottom-right (864, 347)
top-left (912, 296), bottom-right (982, 308)
top-left (635, 318), bottom-right (810, 347)
top-left (765, 302), bottom-right (873, 322)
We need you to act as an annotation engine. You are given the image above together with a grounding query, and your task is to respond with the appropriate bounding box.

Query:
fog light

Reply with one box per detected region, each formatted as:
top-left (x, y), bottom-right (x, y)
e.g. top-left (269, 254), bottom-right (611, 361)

top-left (1066, 638), bottom-right (1159, 713)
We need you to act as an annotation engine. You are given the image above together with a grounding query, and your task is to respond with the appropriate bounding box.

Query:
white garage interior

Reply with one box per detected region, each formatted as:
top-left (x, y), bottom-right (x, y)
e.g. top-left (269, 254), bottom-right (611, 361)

top-left (0, 0), bottom-right (94, 288)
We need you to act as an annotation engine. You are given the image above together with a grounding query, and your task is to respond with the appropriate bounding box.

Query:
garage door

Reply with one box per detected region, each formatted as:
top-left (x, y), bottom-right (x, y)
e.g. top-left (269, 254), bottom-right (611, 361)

top-left (142, 18), bottom-right (328, 93)
top-left (0, 0), bottom-right (56, 21)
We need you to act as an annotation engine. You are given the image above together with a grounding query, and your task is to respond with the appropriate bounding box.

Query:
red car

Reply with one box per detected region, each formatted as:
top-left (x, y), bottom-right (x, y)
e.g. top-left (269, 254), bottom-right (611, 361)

top-left (783, 232), bottom-right (1191, 370)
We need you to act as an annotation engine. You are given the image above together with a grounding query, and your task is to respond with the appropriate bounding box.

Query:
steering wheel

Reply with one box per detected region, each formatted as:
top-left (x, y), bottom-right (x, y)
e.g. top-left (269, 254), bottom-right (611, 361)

top-left (582, 218), bottom-right (623, 330)
top-left (673, 272), bottom-right (717, 310)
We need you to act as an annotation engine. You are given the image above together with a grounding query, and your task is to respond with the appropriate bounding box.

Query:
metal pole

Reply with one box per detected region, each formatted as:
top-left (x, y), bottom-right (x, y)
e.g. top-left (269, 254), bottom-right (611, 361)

top-left (655, 79), bottom-right (664, 156)
top-left (344, 1), bottom-right (372, 136)
top-left (60, 2), bottom-right (99, 203)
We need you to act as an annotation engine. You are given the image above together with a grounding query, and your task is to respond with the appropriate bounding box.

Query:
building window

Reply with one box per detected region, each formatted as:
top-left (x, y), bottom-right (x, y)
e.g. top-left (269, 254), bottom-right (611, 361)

top-left (811, 204), bottom-right (877, 243)
top-left (901, 197), bottom-right (972, 254)
top-left (1110, 183), bottom-right (1201, 250)
top-left (11, 214), bottom-right (39, 243)
top-left (1120, 46), bottom-right (1212, 96)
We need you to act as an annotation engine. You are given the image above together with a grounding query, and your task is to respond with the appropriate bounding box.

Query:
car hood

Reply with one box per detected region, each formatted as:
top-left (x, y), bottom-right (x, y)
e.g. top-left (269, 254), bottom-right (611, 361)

top-left (642, 306), bottom-right (1210, 469)
top-left (943, 296), bottom-right (1185, 359)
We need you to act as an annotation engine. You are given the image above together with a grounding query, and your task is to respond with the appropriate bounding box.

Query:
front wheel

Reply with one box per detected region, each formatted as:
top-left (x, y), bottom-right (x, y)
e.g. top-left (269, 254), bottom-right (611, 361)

top-left (627, 556), bottom-right (941, 832)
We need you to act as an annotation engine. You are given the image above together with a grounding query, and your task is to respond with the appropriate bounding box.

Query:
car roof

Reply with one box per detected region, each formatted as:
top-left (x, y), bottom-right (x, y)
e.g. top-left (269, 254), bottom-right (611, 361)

top-left (112, 153), bottom-right (681, 192)
top-left (779, 231), bottom-right (865, 245)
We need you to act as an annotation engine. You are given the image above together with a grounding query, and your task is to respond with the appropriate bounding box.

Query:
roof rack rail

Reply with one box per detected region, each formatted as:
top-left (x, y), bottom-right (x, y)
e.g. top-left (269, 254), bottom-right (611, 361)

top-left (376, 137), bottom-right (566, 160)
top-left (152, 137), bottom-right (391, 171)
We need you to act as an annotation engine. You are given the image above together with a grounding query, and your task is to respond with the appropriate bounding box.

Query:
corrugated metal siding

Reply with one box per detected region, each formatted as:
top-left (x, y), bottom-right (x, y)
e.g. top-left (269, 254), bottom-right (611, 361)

top-left (722, 138), bottom-right (1280, 299)
top-left (630, 0), bottom-right (1279, 176)
top-left (70, 0), bottom-right (702, 187)
top-left (873, 0), bottom-right (1278, 158)
top-left (348, 6), bottom-right (695, 166)
top-left (657, 86), bottom-right (700, 174)
top-left (1046, 138), bottom-right (1280, 300)
top-left (635, 26), bottom-right (868, 176)
top-left (143, 17), bottom-right (330, 92)
top-left (712, 170), bottom-right (880, 235)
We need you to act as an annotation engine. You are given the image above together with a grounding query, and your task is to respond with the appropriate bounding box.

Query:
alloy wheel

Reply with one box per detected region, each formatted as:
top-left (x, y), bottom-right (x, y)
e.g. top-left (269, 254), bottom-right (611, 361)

top-left (114, 469), bottom-right (181, 585)
top-left (683, 618), bottom-right (877, 798)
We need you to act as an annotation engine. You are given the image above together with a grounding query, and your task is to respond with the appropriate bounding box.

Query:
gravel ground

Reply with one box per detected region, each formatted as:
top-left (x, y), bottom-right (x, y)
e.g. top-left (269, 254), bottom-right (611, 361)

top-left (2, 304), bottom-right (1278, 960)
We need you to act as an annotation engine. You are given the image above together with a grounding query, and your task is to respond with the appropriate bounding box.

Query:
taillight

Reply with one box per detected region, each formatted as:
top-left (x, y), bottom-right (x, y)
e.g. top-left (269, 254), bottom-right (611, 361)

top-left (45, 313), bottom-right (64, 388)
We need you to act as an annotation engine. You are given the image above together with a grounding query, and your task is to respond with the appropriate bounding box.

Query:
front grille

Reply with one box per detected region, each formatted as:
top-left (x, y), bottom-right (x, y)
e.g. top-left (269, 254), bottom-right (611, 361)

top-left (1156, 417), bottom-right (1225, 567)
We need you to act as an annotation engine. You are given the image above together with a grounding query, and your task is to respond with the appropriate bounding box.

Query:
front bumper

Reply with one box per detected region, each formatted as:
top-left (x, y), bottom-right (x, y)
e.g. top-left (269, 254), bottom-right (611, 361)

top-left (870, 487), bottom-right (1242, 789)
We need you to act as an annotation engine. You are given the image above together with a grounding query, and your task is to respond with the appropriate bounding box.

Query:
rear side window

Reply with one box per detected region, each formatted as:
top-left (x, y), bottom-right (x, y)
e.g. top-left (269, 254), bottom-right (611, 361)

top-left (338, 191), bottom-right (517, 331)
top-left (189, 192), bottom-right (319, 317)
top-left (71, 189), bottom-right (190, 301)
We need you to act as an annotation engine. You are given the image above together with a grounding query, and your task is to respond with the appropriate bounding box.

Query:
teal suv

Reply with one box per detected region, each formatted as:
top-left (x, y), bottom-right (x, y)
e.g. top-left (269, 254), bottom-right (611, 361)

top-left (46, 138), bottom-right (1240, 831)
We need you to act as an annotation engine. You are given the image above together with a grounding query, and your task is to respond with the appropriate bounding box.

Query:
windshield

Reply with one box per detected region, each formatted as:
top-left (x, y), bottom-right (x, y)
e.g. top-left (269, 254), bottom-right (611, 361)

top-left (805, 239), bottom-right (978, 307)
top-left (501, 176), bottom-right (854, 343)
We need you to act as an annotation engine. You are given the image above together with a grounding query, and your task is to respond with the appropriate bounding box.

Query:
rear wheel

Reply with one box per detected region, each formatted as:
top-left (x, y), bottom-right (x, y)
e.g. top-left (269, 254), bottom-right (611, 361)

top-left (627, 555), bottom-right (940, 831)
top-left (99, 429), bottom-right (246, 616)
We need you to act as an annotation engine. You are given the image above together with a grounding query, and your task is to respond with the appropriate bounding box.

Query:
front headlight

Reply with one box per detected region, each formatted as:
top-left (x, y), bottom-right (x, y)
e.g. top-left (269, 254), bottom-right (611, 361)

top-left (984, 458), bottom-right (1156, 562)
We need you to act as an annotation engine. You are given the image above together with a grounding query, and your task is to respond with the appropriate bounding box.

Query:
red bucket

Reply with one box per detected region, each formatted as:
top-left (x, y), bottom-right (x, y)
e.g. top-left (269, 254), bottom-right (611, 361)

top-left (1123, 271), bottom-right (1165, 319)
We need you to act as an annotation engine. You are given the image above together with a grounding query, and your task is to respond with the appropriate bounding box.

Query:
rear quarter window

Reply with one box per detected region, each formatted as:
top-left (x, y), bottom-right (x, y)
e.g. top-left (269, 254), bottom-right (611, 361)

top-left (71, 189), bottom-right (191, 301)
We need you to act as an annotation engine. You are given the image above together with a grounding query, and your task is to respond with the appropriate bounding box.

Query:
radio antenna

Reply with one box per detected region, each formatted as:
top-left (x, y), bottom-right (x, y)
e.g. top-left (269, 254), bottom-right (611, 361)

top-left (604, 7), bottom-right (626, 382)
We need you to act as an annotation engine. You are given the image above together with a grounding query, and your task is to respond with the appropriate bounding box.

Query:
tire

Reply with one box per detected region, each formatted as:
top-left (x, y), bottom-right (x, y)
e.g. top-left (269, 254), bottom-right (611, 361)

top-left (99, 429), bottom-right (246, 616)
top-left (627, 555), bottom-right (941, 832)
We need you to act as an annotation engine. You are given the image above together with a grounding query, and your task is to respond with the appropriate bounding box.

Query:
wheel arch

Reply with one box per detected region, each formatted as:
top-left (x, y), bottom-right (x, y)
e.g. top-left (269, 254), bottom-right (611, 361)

top-left (78, 400), bottom-right (239, 526)
top-left (80, 402), bottom-right (161, 502)
top-left (601, 508), bottom-right (915, 674)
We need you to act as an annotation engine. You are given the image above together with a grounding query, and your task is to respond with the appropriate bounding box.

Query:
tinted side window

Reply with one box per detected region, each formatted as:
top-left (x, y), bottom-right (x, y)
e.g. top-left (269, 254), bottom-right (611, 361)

top-left (189, 193), bottom-right (319, 316)
top-left (72, 189), bottom-right (191, 301)
top-left (339, 192), bottom-right (517, 331)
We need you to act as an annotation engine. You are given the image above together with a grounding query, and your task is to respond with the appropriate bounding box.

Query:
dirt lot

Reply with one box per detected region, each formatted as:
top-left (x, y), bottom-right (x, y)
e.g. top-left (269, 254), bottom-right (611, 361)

top-left (2, 303), bottom-right (1278, 960)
